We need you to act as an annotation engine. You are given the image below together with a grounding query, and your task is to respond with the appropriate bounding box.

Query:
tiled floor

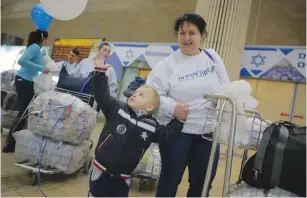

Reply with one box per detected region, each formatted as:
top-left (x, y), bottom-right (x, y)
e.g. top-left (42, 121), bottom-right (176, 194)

top-left (1, 120), bottom-right (247, 197)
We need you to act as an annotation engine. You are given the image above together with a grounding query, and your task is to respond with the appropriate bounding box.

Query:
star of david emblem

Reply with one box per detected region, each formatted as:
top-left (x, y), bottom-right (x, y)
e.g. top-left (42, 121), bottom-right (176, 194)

top-left (251, 53), bottom-right (266, 67)
top-left (140, 132), bottom-right (148, 141)
top-left (126, 49), bottom-right (134, 60)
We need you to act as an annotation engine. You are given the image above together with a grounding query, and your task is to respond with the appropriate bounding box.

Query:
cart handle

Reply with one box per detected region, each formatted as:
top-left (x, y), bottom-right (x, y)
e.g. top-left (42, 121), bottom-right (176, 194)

top-left (202, 94), bottom-right (237, 197)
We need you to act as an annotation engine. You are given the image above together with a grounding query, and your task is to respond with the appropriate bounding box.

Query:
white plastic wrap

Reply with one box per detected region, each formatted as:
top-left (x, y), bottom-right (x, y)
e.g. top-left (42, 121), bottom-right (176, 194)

top-left (33, 55), bottom-right (61, 94)
top-left (226, 183), bottom-right (298, 197)
top-left (27, 91), bottom-right (97, 144)
top-left (33, 73), bottom-right (54, 92)
top-left (13, 130), bottom-right (91, 174)
top-left (132, 143), bottom-right (161, 179)
top-left (214, 80), bottom-right (259, 148)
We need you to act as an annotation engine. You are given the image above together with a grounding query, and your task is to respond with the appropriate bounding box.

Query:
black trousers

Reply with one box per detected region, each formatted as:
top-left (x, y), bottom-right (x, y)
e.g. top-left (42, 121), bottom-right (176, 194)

top-left (3, 76), bottom-right (35, 152)
top-left (89, 166), bottom-right (130, 197)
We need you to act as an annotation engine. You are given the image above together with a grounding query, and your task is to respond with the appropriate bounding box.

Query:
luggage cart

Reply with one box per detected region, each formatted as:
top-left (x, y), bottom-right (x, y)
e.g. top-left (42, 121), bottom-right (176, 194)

top-left (201, 93), bottom-right (269, 197)
top-left (15, 87), bottom-right (97, 185)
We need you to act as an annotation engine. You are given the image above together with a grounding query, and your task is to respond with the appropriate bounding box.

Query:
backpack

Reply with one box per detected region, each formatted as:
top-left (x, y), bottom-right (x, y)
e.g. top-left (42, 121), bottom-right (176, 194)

top-left (123, 76), bottom-right (146, 98)
top-left (242, 121), bottom-right (306, 197)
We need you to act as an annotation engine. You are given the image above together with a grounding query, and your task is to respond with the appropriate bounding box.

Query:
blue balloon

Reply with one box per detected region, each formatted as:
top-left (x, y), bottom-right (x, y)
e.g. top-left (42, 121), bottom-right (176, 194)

top-left (31, 4), bottom-right (53, 31)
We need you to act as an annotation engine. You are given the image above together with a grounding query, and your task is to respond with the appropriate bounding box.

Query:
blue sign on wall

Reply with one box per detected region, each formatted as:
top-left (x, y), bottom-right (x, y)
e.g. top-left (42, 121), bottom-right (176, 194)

top-left (109, 43), bottom-right (306, 83)
top-left (240, 46), bottom-right (306, 83)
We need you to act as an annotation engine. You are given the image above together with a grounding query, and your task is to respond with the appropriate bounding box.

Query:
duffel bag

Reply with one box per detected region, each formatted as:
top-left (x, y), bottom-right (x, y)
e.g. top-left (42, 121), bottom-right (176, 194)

top-left (242, 121), bottom-right (306, 197)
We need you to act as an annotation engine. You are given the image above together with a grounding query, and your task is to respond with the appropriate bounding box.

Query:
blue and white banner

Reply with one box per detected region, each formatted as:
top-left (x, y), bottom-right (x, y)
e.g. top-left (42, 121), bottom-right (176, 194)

top-left (108, 43), bottom-right (306, 83)
top-left (240, 46), bottom-right (306, 83)
top-left (112, 43), bottom-right (178, 69)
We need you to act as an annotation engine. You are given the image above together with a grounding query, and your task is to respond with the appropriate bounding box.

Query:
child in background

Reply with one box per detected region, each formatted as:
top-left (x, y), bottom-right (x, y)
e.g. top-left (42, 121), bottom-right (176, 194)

top-left (88, 65), bottom-right (184, 197)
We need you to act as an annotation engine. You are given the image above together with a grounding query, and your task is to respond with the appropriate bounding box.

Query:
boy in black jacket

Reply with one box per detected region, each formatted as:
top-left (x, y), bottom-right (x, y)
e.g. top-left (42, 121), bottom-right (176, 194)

top-left (89, 66), bottom-right (184, 197)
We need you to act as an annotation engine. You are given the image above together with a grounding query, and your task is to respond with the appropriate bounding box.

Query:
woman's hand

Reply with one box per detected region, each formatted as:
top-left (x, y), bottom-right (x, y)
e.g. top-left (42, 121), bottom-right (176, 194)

top-left (43, 68), bottom-right (50, 74)
top-left (174, 102), bottom-right (189, 121)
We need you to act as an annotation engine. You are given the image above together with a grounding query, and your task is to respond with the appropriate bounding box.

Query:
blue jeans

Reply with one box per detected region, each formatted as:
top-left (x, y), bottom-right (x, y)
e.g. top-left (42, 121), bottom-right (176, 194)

top-left (156, 132), bottom-right (220, 197)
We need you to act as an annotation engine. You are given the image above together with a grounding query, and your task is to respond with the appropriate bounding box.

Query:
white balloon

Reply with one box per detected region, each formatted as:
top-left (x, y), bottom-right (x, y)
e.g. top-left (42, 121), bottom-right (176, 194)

top-left (40, 0), bottom-right (88, 21)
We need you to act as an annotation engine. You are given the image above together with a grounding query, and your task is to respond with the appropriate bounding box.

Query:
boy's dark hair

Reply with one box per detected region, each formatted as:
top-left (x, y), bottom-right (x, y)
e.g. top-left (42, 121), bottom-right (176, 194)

top-left (174, 13), bottom-right (208, 38)
top-left (71, 48), bottom-right (80, 56)
top-left (27, 29), bottom-right (48, 47)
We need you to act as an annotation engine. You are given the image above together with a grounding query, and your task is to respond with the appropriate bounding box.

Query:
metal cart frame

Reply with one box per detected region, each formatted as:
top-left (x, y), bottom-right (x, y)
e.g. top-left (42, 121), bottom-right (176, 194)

top-left (201, 93), bottom-right (268, 197)
top-left (14, 87), bottom-right (96, 185)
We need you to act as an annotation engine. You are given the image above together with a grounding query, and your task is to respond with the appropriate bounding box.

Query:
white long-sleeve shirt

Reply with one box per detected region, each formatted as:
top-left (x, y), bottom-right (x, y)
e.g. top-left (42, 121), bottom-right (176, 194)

top-left (146, 48), bottom-right (230, 135)
top-left (70, 56), bottom-right (118, 97)
top-left (57, 61), bottom-right (78, 75)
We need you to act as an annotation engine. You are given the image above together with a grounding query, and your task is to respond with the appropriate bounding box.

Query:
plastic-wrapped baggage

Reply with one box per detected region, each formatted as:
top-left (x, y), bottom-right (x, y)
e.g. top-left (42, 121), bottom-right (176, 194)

top-left (1, 91), bottom-right (18, 110)
top-left (27, 91), bottom-right (97, 144)
top-left (1, 69), bottom-right (17, 92)
top-left (13, 130), bottom-right (91, 174)
top-left (226, 183), bottom-right (298, 197)
top-left (1, 108), bottom-right (18, 129)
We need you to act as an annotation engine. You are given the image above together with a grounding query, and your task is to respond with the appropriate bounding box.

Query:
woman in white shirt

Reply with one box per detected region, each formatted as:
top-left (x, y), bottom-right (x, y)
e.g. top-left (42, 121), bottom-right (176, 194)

top-left (146, 13), bottom-right (230, 197)
top-left (71, 42), bottom-right (117, 97)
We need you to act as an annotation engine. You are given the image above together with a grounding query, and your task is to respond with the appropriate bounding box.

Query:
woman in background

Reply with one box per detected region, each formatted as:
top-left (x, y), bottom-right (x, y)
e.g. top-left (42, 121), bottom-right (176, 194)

top-left (146, 13), bottom-right (230, 197)
top-left (3, 29), bottom-right (50, 153)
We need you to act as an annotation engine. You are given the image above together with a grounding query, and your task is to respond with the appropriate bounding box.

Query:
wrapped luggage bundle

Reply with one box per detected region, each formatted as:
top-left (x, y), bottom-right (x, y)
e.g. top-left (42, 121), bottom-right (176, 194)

top-left (13, 130), bottom-right (91, 174)
top-left (1, 91), bottom-right (18, 110)
top-left (27, 91), bottom-right (97, 144)
top-left (226, 183), bottom-right (298, 197)
top-left (1, 69), bottom-right (17, 92)
top-left (1, 108), bottom-right (18, 129)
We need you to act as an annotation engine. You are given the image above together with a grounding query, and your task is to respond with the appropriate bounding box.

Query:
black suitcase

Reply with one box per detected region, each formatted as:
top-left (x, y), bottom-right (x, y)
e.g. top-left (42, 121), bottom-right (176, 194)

top-left (242, 121), bottom-right (306, 197)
